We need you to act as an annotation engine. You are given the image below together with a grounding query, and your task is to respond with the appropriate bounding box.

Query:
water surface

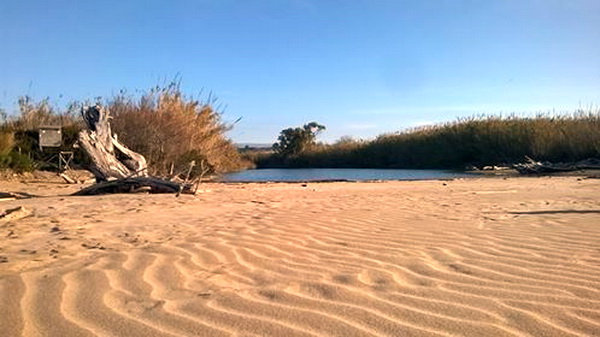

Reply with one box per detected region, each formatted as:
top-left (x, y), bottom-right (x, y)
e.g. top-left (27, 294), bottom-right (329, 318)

top-left (220, 168), bottom-right (473, 182)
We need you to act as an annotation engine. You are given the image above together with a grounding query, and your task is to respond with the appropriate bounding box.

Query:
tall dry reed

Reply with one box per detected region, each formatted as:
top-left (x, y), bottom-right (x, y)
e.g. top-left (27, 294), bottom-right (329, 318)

top-left (256, 110), bottom-right (600, 169)
top-left (109, 83), bottom-right (251, 176)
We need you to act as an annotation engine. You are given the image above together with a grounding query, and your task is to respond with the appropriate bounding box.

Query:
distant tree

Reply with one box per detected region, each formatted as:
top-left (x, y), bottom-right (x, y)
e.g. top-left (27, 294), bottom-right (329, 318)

top-left (335, 135), bottom-right (357, 145)
top-left (273, 122), bottom-right (326, 156)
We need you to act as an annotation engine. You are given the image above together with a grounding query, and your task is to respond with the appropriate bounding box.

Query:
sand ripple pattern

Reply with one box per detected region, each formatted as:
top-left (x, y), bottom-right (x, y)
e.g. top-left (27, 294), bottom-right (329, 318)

top-left (1, 178), bottom-right (599, 336)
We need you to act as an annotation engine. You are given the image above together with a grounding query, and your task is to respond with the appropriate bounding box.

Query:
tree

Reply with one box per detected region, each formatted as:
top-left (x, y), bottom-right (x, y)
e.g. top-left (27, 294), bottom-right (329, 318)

top-left (272, 122), bottom-right (325, 156)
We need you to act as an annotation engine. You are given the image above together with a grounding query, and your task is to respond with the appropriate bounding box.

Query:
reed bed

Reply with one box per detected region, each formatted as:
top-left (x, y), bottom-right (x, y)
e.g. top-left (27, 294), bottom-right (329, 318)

top-left (0, 84), bottom-right (251, 175)
top-left (256, 110), bottom-right (600, 169)
top-left (108, 83), bottom-right (252, 177)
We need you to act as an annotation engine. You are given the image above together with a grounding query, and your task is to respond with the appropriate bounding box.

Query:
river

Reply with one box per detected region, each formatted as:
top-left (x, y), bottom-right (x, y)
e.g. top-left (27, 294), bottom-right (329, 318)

top-left (219, 168), bottom-right (474, 182)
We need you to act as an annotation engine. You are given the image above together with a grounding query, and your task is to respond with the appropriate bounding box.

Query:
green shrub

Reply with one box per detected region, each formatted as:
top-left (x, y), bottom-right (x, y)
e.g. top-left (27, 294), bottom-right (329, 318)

top-left (0, 151), bottom-right (35, 173)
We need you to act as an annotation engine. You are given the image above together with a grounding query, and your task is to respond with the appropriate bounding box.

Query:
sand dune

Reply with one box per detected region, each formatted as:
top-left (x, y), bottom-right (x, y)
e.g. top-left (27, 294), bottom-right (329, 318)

top-left (1, 177), bottom-right (599, 336)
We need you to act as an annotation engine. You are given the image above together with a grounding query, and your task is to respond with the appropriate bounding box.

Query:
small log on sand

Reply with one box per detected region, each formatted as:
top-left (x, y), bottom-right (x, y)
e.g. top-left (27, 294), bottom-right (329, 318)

top-left (0, 206), bottom-right (32, 222)
top-left (0, 192), bottom-right (35, 201)
top-left (59, 173), bottom-right (77, 184)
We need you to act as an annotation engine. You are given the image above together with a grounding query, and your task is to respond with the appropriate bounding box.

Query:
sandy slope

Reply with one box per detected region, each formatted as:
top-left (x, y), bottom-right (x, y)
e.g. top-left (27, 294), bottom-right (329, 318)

top-left (0, 177), bottom-right (599, 336)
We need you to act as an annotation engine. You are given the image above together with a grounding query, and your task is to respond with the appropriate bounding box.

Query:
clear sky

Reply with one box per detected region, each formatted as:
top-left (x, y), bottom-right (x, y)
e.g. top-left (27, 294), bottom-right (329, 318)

top-left (1, 0), bottom-right (599, 143)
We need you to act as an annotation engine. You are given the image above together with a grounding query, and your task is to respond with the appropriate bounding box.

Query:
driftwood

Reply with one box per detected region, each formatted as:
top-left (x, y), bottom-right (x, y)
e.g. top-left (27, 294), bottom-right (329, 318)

top-left (0, 206), bottom-right (32, 222)
top-left (0, 192), bottom-right (36, 201)
top-left (76, 105), bottom-right (193, 195)
top-left (59, 173), bottom-right (77, 184)
top-left (78, 105), bottom-right (148, 182)
top-left (513, 157), bottom-right (600, 174)
top-left (72, 177), bottom-right (193, 196)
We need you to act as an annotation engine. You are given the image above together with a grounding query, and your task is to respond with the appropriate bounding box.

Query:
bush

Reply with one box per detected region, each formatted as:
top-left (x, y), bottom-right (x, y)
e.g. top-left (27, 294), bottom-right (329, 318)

top-left (0, 83), bottom-right (251, 176)
top-left (108, 83), bottom-right (251, 177)
top-left (0, 131), bottom-right (15, 156)
top-left (0, 132), bottom-right (35, 172)
top-left (0, 97), bottom-right (84, 171)
top-left (255, 110), bottom-right (600, 169)
top-left (0, 151), bottom-right (35, 173)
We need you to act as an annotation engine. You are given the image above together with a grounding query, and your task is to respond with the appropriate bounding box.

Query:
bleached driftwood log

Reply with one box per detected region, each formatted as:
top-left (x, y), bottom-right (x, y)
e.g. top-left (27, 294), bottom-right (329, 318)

top-left (72, 177), bottom-right (193, 196)
top-left (513, 157), bottom-right (600, 174)
top-left (76, 105), bottom-right (194, 196)
top-left (78, 105), bottom-right (148, 182)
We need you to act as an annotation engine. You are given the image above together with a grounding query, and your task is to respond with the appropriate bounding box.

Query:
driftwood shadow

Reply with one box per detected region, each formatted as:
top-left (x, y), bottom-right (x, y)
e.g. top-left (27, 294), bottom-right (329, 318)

top-left (510, 210), bottom-right (600, 215)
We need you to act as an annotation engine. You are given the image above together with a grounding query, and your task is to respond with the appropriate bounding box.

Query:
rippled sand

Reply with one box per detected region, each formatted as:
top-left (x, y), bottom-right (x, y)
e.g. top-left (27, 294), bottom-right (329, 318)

top-left (1, 177), bottom-right (599, 336)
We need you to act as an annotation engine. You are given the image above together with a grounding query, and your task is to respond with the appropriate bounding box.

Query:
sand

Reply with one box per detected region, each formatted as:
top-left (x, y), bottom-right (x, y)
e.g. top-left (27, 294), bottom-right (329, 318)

top-left (0, 176), bottom-right (599, 336)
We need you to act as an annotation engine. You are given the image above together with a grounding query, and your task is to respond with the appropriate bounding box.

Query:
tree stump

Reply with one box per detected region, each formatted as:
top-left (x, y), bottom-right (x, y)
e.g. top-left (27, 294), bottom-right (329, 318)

top-left (76, 105), bottom-right (193, 195)
top-left (78, 105), bottom-right (148, 182)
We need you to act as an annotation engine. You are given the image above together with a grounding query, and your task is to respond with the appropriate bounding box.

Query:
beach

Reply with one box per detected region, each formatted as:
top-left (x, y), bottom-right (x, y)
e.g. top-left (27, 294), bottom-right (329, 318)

top-left (1, 176), bottom-right (599, 336)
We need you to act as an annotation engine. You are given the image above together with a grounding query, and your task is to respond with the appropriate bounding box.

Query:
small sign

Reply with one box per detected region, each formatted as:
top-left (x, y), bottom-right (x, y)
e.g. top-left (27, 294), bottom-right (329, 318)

top-left (39, 126), bottom-right (62, 149)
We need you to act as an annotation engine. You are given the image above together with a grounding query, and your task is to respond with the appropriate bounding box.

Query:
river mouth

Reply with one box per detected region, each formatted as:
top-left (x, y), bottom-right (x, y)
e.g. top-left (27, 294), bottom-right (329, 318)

top-left (218, 168), bottom-right (475, 183)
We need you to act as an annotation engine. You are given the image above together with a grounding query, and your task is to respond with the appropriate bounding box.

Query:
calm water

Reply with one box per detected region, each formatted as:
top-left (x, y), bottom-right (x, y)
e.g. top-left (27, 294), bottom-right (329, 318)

top-left (219, 168), bottom-right (473, 182)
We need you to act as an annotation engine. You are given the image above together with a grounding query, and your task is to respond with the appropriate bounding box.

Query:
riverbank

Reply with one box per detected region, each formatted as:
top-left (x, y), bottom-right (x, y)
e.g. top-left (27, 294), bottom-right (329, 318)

top-left (1, 177), bottom-right (599, 336)
top-left (250, 112), bottom-right (600, 171)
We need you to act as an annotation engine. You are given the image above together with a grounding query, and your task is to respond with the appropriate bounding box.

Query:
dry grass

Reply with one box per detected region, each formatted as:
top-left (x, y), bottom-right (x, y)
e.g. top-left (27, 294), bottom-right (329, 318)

top-left (256, 110), bottom-right (600, 169)
top-left (0, 85), bottom-right (251, 175)
top-left (0, 131), bottom-right (15, 156)
top-left (108, 83), bottom-right (251, 177)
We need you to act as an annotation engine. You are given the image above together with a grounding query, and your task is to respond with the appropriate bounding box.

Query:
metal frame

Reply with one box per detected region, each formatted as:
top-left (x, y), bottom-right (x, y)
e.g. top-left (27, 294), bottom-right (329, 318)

top-left (59, 151), bottom-right (73, 172)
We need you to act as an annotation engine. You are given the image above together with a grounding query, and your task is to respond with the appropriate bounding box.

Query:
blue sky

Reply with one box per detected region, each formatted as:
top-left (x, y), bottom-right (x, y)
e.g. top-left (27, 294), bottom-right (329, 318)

top-left (1, 0), bottom-right (599, 143)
